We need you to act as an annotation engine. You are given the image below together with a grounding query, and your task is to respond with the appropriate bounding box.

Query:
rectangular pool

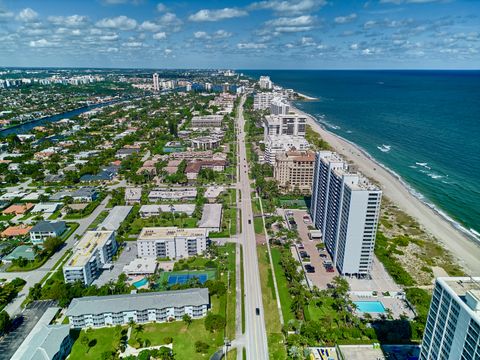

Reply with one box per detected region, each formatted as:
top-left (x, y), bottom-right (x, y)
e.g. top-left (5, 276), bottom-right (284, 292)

top-left (354, 301), bottom-right (386, 313)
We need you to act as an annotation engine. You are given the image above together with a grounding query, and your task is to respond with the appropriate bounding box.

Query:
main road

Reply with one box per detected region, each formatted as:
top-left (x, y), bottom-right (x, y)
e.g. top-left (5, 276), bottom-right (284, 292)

top-left (236, 95), bottom-right (269, 359)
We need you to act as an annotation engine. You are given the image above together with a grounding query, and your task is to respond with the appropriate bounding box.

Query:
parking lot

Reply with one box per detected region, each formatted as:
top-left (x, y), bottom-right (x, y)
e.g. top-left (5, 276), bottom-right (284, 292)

top-left (93, 242), bottom-right (137, 286)
top-left (0, 300), bottom-right (57, 360)
top-left (282, 209), bottom-right (338, 289)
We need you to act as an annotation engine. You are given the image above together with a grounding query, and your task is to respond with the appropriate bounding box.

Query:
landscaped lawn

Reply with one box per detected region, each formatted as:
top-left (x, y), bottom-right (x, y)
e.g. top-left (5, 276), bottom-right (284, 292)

top-left (254, 216), bottom-right (264, 234)
top-left (129, 320), bottom-right (222, 359)
top-left (270, 247), bottom-right (295, 323)
top-left (69, 326), bottom-right (127, 360)
top-left (257, 245), bottom-right (287, 359)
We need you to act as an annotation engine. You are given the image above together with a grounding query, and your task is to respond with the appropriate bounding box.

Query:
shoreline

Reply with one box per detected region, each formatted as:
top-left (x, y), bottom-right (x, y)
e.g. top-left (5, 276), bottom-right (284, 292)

top-left (295, 92), bottom-right (318, 101)
top-left (293, 105), bottom-right (480, 275)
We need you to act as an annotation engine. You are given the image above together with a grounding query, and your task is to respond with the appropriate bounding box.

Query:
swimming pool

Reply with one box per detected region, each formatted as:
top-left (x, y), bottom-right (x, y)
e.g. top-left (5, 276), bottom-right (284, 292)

top-left (133, 278), bottom-right (148, 288)
top-left (354, 301), bottom-right (386, 313)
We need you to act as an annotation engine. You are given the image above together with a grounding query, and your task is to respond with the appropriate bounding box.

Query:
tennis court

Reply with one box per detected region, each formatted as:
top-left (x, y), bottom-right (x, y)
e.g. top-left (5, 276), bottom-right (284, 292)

top-left (157, 270), bottom-right (216, 288)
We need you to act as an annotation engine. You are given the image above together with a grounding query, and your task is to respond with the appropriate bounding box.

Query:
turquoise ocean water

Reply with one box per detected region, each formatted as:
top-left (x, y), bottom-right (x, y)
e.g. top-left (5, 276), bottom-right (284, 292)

top-left (243, 70), bottom-right (480, 241)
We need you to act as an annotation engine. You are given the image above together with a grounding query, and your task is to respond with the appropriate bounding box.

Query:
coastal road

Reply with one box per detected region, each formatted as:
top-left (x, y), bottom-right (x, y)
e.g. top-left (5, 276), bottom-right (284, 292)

top-left (236, 95), bottom-right (269, 359)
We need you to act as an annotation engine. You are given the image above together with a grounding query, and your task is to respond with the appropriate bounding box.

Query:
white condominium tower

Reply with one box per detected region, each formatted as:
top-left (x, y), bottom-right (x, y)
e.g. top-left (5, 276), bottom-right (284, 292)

top-left (259, 75), bottom-right (273, 89)
top-left (311, 151), bottom-right (382, 276)
top-left (420, 277), bottom-right (480, 360)
top-left (152, 73), bottom-right (159, 91)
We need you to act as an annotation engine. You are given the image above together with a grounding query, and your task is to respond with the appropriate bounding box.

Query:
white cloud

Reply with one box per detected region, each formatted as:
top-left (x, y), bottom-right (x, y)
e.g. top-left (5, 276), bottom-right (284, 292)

top-left (99, 34), bottom-right (119, 41)
top-left (194, 31), bottom-right (209, 39)
top-left (156, 3), bottom-right (167, 12)
top-left (139, 20), bottom-right (162, 32)
top-left (96, 16), bottom-right (137, 30)
top-left (17, 8), bottom-right (38, 22)
top-left (29, 38), bottom-right (55, 47)
top-left (214, 29), bottom-right (232, 38)
top-left (107, 47), bottom-right (119, 52)
top-left (301, 36), bottom-right (316, 46)
top-left (123, 41), bottom-right (143, 47)
top-left (362, 47), bottom-right (381, 55)
top-left (48, 15), bottom-right (88, 27)
top-left (334, 13), bottom-right (357, 24)
top-left (249, 0), bottom-right (326, 15)
top-left (164, 48), bottom-right (172, 55)
top-left (158, 12), bottom-right (182, 26)
top-left (237, 42), bottom-right (267, 49)
top-left (194, 29), bottom-right (232, 40)
top-left (266, 15), bottom-right (314, 27)
top-left (153, 31), bottom-right (167, 40)
top-left (189, 8), bottom-right (248, 22)
top-left (350, 43), bottom-right (359, 50)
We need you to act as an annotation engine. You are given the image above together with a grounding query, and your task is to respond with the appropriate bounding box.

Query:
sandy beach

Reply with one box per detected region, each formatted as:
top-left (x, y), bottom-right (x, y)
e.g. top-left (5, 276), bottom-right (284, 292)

top-left (296, 108), bottom-right (480, 276)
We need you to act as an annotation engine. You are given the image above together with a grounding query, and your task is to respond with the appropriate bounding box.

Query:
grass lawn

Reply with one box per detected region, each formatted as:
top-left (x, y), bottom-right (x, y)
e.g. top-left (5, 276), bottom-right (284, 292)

top-left (129, 320), bottom-right (222, 359)
top-left (257, 245), bottom-right (287, 360)
top-left (270, 247), bottom-right (295, 323)
top-left (69, 326), bottom-right (127, 360)
top-left (87, 210), bottom-right (109, 230)
top-left (254, 217), bottom-right (264, 234)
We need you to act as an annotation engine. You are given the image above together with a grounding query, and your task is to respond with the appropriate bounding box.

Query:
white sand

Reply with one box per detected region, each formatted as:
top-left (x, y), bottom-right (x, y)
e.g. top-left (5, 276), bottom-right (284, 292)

top-left (297, 109), bottom-right (480, 275)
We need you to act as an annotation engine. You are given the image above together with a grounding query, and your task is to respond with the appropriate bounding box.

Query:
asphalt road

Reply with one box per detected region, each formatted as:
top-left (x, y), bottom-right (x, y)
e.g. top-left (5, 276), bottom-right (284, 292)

top-left (236, 95), bottom-right (269, 359)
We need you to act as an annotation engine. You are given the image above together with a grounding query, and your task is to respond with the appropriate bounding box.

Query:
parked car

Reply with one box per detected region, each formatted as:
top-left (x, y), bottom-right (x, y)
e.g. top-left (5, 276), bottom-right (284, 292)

top-left (326, 268), bottom-right (335, 273)
top-left (319, 253), bottom-right (327, 258)
top-left (299, 251), bottom-right (309, 258)
top-left (304, 264), bottom-right (315, 273)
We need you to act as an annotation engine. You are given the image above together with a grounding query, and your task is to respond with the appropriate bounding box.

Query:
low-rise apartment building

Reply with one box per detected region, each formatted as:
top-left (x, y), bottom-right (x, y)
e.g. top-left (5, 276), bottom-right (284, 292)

top-left (63, 231), bottom-right (117, 285)
top-left (137, 227), bottom-right (207, 259)
top-left (274, 150), bottom-right (315, 193)
top-left (148, 187), bottom-right (198, 202)
top-left (191, 115), bottom-right (223, 128)
top-left (29, 220), bottom-right (67, 245)
top-left (66, 288), bottom-right (210, 328)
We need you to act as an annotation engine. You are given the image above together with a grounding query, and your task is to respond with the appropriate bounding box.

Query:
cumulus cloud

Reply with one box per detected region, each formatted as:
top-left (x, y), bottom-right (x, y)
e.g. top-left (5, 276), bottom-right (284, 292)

top-left (194, 29), bottom-right (232, 40)
top-left (249, 0), bottom-right (326, 15)
top-left (263, 15), bottom-right (315, 33)
top-left (29, 38), bottom-right (55, 47)
top-left (189, 8), bottom-right (247, 22)
top-left (156, 3), bottom-right (167, 12)
top-left (123, 41), bottom-right (143, 47)
top-left (237, 42), bottom-right (267, 49)
top-left (153, 31), bottom-right (167, 40)
top-left (334, 13), bottom-right (357, 24)
top-left (139, 20), bottom-right (162, 32)
top-left (48, 15), bottom-right (88, 27)
top-left (17, 8), bottom-right (38, 22)
top-left (96, 16), bottom-right (137, 30)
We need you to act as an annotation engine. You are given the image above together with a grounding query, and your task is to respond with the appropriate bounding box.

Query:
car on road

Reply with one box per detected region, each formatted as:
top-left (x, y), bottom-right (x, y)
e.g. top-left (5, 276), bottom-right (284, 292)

top-left (256, 308), bottom-right (260, 315)
top-left (296, 243), bottom-right (304, 250)
top-left (299, 251), bottom-right (309, 258)
top-left (248, 219), bottom-right (252, 224)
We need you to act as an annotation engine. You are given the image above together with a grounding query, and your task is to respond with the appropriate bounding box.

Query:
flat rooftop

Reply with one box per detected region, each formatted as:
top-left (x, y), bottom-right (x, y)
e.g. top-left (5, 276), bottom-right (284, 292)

top-left (138, 227), bottom-right (207, 241)
top-left (338, 345), bottom-right (385, 360)
top-left (66, 231), bottom-right (114, 267)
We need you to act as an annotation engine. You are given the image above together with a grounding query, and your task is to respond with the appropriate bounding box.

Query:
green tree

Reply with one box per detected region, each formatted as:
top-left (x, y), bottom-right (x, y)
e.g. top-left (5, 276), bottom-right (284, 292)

top-left (182, 314), bottom-right (192, 327)
top-left (0, 311), bottom-right (11, 335)
top-left (204, 312), bottom-right (226, 333)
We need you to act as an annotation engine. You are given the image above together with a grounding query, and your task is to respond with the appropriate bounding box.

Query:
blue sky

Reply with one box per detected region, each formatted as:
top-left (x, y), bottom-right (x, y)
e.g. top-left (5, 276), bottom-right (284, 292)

top-left (0, 0), bottom-right (478, 69)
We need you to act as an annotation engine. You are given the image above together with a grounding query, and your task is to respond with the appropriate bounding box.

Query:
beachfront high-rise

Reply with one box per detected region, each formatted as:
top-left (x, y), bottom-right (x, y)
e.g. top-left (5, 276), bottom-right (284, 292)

top-left (419, 277), bottom-right (480, 360)
top-left (152, 72), bottom-right (159, 92)
top-left (311, 151), bottom-right (382, 276)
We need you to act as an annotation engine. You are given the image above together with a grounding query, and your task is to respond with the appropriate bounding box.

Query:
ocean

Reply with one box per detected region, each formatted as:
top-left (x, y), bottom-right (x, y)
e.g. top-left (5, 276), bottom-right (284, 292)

top-left (242, 70), bottom-right (480, 241)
